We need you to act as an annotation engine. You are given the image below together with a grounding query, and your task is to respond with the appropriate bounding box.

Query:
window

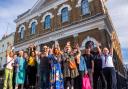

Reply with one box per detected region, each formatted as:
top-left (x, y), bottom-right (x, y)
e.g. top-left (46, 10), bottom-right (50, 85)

top-left (31, 22), bottom-right (36, 34)
top-left (61, 7), bottom-right (69, 23)
top-left (2, 44), bottom-right (4, 47)
top-left (20, 27), bottom-right (24, 39)
top-left (2, 44), bottom-right (4, 52)
top-left (81, 0), bottom-right (90, 15)
top-left (44, 15), bottom-right (51, 29)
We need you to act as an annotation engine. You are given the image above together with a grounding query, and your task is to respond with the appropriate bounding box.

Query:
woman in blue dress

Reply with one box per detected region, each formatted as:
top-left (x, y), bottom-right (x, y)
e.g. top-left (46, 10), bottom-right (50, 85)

top-left (15, 50), bottom-right (26, 89)
top-left (49, 44), bottom-right (64, 89)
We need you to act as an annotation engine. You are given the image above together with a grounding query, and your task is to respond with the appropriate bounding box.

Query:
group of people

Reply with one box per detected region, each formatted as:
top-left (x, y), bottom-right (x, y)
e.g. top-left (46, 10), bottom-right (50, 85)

top-left (3, 38), bottom-right (117, 89)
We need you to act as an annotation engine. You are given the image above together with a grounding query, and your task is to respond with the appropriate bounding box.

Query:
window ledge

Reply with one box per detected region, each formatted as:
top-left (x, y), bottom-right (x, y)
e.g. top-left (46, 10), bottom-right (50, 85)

top-left (80, 12), bottom-right (91, 17)
top-left (44, 28), bottom-right (51, 30)
top-left (62, 20), bottom-right (69, 24)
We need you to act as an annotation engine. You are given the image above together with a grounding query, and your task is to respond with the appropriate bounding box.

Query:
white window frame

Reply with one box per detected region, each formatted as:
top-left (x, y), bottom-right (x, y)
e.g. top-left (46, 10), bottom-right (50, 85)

top-left (57, 4), bottom-right (72, 15)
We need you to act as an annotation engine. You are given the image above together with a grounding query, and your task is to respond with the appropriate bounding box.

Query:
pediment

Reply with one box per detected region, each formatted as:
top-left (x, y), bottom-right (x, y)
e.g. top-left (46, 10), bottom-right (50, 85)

top-left (29, 0), bottom-right (45, 13)
top-left (15, 0), bottom-right (66, 23)
top-left (30, 0), bottom-right (57, 14)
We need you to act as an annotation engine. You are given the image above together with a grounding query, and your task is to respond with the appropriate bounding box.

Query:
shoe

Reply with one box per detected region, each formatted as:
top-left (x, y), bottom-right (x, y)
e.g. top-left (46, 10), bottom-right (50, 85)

top-left (71, 86), bottom-right (74, 89)
top-left (67, 87), bottom-right (70, 89)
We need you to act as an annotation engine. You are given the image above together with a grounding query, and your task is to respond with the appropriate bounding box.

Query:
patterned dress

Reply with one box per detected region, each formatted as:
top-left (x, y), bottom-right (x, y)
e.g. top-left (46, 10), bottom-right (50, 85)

top-left (49, 54), bottom-right (64, 89)
top-left (63, 52), bottom-right (79, 78)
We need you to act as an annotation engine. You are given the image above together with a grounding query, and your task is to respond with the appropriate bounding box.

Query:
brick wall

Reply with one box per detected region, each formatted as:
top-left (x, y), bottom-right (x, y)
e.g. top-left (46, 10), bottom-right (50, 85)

top-left (14, 0), bottom-right (104, 44)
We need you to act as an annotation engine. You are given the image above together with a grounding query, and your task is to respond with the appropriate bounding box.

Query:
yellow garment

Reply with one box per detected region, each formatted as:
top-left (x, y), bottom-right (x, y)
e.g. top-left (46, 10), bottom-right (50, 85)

top-left (28, 56), bottom-right (36, 66)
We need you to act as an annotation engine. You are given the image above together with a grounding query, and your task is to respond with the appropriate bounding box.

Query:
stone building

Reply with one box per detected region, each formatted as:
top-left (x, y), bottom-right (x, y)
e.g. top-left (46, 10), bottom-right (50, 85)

top-left (14, 0), bottom-right (124, 75)
top-left (0, 33), bottom-right (15, 69)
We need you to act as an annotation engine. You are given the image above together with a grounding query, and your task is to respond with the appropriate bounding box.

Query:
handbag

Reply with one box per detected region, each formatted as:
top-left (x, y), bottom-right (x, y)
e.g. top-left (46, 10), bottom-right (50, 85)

top-left (69, 59), bottom-right (77, 69)
top-left (82, 74), bottom-right (92, 89)
top-left (3, 64), bottom-right (7, 68)
top-left (3, 58), bottom-right (14, 68)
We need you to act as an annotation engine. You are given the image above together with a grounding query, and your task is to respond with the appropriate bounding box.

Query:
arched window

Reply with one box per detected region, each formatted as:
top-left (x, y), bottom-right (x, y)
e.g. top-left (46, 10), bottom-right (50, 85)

top-left (61, 7), bottom-right (69, 23)
top-left (31, 22), bottom-right (36, 34)
top-left (19, 25), bottom-right (25, 39)
top-left (81, 0), bottom-right (90, 15)
top-left (44, 15), bottom-right (51, 29)
top-left (80, 36), bottom-right (98, 50)
top-left (20, 27), bottom-right (24, 39)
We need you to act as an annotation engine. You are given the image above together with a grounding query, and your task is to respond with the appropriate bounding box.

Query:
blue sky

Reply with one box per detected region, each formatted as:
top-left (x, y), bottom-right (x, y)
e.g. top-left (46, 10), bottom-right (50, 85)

top-left (0, 0), bottom-right (128, 48)
top-left (106, 0), bottom-right (128, 48)
top-left (122, 48), bottom-right (128, 64)
top-left (0, 0), bottom-right (37, 38)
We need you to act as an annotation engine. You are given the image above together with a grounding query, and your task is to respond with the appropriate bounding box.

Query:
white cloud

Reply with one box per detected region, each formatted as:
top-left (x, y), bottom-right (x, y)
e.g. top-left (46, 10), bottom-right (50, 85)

top-left (106, 0), bottom-right (128, 47)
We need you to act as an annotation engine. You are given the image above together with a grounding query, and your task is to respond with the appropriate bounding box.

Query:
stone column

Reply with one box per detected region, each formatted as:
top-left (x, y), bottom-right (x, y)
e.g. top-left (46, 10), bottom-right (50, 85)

top-left (36, 45), bottom-right (41, 52)
top-left (98, 25), bottom-right (111, 48)
top-left (73, 33), bottom-right (79, 44)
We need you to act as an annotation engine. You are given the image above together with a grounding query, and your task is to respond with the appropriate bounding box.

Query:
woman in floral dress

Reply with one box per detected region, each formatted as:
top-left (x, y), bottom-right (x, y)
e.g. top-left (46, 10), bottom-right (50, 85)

top-left (48, 43), bottom-right (64, 89)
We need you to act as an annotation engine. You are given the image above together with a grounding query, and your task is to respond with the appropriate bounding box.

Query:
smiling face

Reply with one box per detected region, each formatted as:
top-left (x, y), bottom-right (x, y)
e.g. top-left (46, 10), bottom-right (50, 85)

top-left (24, 52), bottom-right (28, 59)
top-left (85, 48), bottom-right (91, 54)
top-left (19, 51), bottom-right (24, 57)
top-left (14, 54), bottom-right (17, 59)
top-left (103, 47), bottom-right (109, 55)
top-left (73, 48), bottom-right (78, 53)
top-left (31, 51), bottom-right (36, 57)
top-left (65, 45), bottom-right (72, 53)
top-left (65, 41), bottom-right (72, 52)
top-left (43, 46), bottom-right (48, 52)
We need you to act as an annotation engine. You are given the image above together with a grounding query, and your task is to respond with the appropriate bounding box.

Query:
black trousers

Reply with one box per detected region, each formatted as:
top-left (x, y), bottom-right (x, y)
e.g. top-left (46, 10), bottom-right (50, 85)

top-left (103, 67), bottom-right (117, 89)
top-left (24, 70), bottom-right (28, 89)
top-left (93, 69), bottom-right (107, 89)
top-left (75, 71), bottom-right (84, 89)
top-left (64, 77), bottom-right (74, 89)
top-left (27, 66), bottom-right (37, 89)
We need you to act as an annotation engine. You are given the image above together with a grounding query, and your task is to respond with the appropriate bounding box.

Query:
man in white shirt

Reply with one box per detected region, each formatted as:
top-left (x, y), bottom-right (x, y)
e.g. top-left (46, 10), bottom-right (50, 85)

top-left (97, 38), bottom-right (117, 89)
top-left (101, 48), bottom-right (114, 68)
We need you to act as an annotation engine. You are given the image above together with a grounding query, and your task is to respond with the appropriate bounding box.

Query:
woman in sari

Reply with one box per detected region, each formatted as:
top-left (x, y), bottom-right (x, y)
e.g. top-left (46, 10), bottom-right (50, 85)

top-left (49, 43), bottom-right (64, 89)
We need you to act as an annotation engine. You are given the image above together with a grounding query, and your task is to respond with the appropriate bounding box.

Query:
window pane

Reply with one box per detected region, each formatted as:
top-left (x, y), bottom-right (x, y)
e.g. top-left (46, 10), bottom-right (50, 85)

top-left (44, 15), bottom-right (51, 29)
top-left (61, 7), bottom-right (69, 22)
top-left (81, 0), bottom-right (90, 15)
top-left (31, 22), bottom-right (36, 34)
top-left (20, 27), bottom-right (24, 39)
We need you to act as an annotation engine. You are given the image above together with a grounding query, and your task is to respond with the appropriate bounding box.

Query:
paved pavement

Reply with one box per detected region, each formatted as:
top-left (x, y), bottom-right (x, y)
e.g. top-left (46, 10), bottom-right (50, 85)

top-left (0, 77), bottom-right (128, 89)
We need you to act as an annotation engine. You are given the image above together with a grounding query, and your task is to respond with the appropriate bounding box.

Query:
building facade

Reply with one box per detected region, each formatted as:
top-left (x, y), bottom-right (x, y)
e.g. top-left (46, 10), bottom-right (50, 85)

top-left (0, 33), bottom-right (15, 69)
top-left (14, 0), bottom-right (124, 75)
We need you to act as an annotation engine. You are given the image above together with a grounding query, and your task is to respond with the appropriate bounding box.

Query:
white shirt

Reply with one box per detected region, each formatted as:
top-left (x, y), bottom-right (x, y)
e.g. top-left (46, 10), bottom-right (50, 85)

top-left (101, 54), bottom-right (114, 68)
top-left (6, 56), bottom-right (14, 70)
